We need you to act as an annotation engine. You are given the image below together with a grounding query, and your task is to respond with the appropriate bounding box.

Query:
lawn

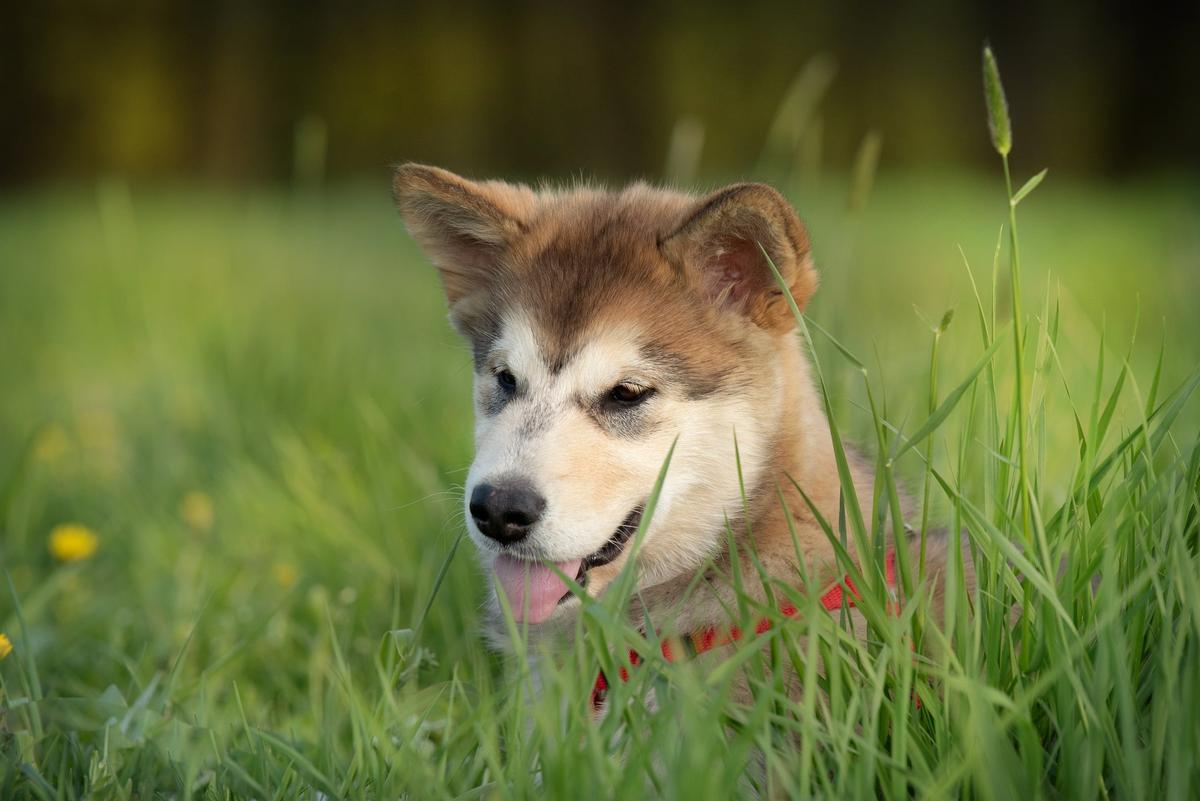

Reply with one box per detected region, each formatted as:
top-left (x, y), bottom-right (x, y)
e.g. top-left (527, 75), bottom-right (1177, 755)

top-left (1, 156), bottom-right (1198, 799)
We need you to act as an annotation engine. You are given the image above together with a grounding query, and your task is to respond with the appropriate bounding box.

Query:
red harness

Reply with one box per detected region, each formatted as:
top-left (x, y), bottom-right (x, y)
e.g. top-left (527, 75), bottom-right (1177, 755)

top-left (590, 551), bottom-right (898, 711)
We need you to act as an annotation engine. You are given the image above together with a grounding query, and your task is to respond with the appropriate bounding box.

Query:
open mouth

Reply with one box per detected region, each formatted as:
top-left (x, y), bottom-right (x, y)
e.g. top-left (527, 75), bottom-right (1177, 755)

top-left (566, 504), bottom-right (645, 600)
top-left (491, 504), bottom-right (646, 624)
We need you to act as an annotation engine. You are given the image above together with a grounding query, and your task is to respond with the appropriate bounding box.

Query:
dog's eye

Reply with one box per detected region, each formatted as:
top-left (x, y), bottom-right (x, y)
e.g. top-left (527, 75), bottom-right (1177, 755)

top-left (608, 382), bottom-right (653, 405)
top-left (496, 369), bottom-right (518, 393)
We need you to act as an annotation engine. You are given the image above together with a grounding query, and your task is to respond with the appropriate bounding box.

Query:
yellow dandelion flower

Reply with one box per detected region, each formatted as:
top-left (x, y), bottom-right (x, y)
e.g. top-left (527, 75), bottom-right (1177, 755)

top-left (273, 562), bottom-right (299, 588)
top-left (32, 423), bottom-right (71, 463)
top-left (180, 490), bottom-right (215, 531)
top-left (0, 633), bottom-right (12, 660)
top-left (49, 523), bottom-right (99, 562)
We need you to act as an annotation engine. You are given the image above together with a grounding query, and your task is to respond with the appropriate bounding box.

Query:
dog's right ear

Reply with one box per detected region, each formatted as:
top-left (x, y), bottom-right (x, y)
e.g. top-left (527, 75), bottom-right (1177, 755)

top-left (392, 164), bottom-right (536, 305)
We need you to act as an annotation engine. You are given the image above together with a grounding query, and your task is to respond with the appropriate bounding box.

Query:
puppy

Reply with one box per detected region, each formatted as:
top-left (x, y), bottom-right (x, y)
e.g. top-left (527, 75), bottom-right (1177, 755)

top-left (393, 165), bottom-right (973, 705)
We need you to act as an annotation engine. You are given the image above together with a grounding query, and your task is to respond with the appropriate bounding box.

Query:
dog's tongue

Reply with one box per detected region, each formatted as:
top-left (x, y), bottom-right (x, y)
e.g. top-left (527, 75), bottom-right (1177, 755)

top-left (492, 555), bottom-right (582, 624)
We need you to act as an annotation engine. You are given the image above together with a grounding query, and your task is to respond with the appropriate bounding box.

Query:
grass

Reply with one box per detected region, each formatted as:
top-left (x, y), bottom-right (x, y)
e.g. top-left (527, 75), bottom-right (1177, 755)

top-left (3, 60), bottom-right (1200, 799)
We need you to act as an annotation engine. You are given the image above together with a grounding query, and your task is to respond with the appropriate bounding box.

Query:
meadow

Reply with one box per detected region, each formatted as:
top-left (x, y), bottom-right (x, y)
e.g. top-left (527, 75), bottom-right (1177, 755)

top-left (2, 73), bottom-right (1200, 798)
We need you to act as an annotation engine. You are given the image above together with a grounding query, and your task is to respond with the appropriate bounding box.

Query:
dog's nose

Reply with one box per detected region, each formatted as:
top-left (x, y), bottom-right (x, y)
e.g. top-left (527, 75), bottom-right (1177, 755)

top-left (469, 480), bottom-right (546, 544)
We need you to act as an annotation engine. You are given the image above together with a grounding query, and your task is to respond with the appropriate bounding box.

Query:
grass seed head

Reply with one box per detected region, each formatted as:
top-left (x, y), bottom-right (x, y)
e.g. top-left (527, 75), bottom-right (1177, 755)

top-left (982, 44), bottom-right (1012, 156)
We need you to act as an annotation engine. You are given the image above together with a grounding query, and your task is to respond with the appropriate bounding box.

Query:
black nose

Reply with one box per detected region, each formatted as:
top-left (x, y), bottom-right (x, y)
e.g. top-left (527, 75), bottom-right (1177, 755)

top-left (469, 480), bottom-right (546, 544)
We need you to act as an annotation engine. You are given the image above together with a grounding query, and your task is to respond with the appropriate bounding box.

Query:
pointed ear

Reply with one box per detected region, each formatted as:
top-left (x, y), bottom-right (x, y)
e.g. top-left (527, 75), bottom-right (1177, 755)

top-left (392, 163), bottom-right (537, 305)
top-left (660, 183), bottom-right (818, 332)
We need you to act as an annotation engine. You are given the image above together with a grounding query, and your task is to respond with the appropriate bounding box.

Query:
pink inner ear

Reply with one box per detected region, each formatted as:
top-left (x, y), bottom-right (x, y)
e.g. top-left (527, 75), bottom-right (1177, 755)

top-left (709, 237), bottom-right (762, 308)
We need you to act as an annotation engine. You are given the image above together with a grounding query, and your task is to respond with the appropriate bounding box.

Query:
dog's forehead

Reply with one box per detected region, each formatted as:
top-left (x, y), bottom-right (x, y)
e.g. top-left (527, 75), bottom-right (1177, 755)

top-left (508, 188), bottom-right (696, 369)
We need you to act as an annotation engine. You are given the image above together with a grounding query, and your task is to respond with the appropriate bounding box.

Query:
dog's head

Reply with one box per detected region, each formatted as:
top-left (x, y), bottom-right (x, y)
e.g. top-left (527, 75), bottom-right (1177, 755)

top-left (394, 165), bottom-right (817, 627)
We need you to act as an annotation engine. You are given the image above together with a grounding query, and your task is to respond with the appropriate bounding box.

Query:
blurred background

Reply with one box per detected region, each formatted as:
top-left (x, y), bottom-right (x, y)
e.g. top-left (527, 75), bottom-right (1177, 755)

top-left (4, 0), bottom-right (1199, 187)
top-left (2, 4), bottom-right (1198, 767)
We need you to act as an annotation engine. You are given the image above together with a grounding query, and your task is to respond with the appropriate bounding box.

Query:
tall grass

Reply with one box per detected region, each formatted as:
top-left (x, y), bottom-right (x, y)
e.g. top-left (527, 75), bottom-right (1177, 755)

top-left (2, 47), bottom-right (1199, 799)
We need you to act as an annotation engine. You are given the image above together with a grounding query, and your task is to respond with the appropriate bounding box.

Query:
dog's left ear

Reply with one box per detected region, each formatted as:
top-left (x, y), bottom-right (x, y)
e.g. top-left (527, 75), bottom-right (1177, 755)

top-left (660, 183), bottom-right (817, 333)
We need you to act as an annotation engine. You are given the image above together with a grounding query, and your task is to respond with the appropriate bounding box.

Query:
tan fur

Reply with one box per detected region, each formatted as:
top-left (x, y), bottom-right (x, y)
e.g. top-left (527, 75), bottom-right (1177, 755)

top-left (392, 164), bottom-right (976, 688)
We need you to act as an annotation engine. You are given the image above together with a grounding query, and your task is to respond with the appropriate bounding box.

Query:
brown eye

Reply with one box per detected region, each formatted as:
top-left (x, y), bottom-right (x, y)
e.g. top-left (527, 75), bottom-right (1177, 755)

top-left (496, 369), bottom-right (518, 393)
top-left (608, 382), bottom-right (653, 406)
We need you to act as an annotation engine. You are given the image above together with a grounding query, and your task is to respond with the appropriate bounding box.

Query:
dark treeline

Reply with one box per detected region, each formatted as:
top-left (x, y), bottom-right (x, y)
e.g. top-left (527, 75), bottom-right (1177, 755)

top-left (3, 0), bottom-right (1198, 186)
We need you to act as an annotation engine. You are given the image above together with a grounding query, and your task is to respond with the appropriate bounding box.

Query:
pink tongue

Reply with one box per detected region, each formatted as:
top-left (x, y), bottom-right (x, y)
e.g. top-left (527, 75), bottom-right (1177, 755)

top-left (492, 555), bottom-right (583, 624)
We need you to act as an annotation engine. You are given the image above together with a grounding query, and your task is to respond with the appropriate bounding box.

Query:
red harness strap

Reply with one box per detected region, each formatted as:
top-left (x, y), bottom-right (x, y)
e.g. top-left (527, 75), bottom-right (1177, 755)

top-left (590, 551), bottom-right (898, 711)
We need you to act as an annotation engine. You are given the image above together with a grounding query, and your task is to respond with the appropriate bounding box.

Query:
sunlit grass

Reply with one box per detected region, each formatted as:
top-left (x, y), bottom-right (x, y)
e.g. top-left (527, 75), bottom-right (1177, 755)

top-left (2, 53), bottom-right (1199, 798)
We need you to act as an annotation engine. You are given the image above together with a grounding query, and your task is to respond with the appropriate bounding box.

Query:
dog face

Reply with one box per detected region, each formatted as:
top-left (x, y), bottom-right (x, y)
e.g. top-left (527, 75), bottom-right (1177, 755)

top-left (393, 165), bottom-right (817, 627)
